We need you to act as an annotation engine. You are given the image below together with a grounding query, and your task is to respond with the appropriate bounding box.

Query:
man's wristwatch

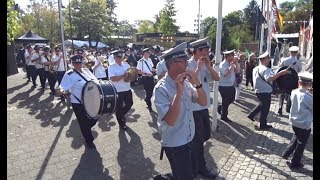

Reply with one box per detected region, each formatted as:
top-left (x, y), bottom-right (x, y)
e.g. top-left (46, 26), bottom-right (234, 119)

top-left (195, 84), bottom-right (202, 89)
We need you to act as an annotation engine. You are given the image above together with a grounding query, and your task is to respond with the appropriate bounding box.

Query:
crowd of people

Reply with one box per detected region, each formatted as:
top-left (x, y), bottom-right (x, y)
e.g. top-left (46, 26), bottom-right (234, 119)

top-left (15, 37), bottom-right (313, 179)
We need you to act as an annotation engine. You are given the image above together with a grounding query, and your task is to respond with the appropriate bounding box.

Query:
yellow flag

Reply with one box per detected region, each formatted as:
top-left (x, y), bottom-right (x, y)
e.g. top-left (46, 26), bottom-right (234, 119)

top-left (278, 12), bottom-right (284, 32)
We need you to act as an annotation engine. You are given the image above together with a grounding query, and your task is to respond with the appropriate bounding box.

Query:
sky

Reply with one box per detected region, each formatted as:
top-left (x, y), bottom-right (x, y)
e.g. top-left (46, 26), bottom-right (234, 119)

top-left (14, 0), bottom-right (295, 33)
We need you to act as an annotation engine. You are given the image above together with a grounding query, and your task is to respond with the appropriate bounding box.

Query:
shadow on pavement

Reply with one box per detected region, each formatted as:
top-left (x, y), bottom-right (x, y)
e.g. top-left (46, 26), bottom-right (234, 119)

top-left (131, 84), bottom-right (145, 100)
top-left (98, 114), bottom-right (117, 132)
top-left (7, 81), bottom-right (30, 94)
top-left (147, 111), bottom-right (161, 141)
top-left (117, 128), bottom-right (159, 179)
top-left (66, 119), bottom-right (99, 149)
top-left (35, 108), bottom-right (73, 180)
top-left (71, 148), bottom-right (114, 180)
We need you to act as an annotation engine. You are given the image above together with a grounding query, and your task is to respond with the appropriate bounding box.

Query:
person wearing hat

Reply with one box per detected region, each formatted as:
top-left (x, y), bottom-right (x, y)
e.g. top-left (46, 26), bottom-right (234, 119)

top-left (32, 45), bottom-right (46, 90)
top-left (154, 42), bottom-right (207, 180)
top-left (92, 51), bottom-right (107, 80)
top-left (136, 48), bottom-right (156, 111)
top-left (150, 45), bottom-right (161, 69)
top-left (24, 44), bottom-right (36, 83)
top-left (277, 45), bottom-right (303, 115)
top-left (218, 49), bottom-right (240, 122)
top-left (51, 47), bottom-right (66, 100)
top-left (247, 51), bottom-right (288, 129)
top-left (40, 47), bottom-right (57, 95)
top-left (126, 48), bottom-right (139, 86)
top-left (108, 50), bottom-right (132, 130)
top-left (187, 37), bottom-right (220, 179)
top-left (56, 54), bottom-right (99, 149)
top-left (281, 71), bottom-right (313, 169)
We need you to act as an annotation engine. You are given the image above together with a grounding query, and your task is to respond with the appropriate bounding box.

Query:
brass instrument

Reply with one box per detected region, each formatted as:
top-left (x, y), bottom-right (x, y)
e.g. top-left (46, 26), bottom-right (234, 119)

top-left (123, 67), bottom-right (138, 82)
top-left (97, 56), bottom-right (109, 68)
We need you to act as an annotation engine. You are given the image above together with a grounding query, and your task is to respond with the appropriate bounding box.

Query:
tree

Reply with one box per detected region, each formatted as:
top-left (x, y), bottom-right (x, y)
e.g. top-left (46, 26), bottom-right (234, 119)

top-left (280, 0), bottom-right (313, 33)
top-left (69, 0), bottom-right (111, 47)
top-left (136, 20), bottom-right (156, 33)
top-left (200, 17), bottom-right (216, 38)
top-left (117, 20), bottom-right (137, 36)
top-left (106, 0), bottom-right (118, 33)
top-left (158, 0), bottom-right (179, 35)
top-left (242, 0), bottom-right (260, 37)
top-left (7, 0), bottom-right (20, 45)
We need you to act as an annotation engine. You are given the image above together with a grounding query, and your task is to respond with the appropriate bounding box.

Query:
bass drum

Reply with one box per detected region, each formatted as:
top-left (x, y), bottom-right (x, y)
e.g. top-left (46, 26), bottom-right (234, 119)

top-left (273, 66), bottom-right (298, 94)
top-left (82, 80), bottom-right (117, 120)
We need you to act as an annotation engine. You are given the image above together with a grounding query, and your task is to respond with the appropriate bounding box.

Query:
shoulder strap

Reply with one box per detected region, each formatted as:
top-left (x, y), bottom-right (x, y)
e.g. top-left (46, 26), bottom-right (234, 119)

top-left (73, 68), bottom-right (88, 82)
top-left (257, 68), bottom-right (273, 88)
top-left (144, 60), bottom-right (152, 72)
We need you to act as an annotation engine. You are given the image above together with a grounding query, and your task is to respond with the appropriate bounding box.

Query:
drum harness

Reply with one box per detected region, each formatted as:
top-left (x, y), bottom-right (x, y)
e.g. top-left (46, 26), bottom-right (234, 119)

top-left (70, 69), bottom-right (94, 104)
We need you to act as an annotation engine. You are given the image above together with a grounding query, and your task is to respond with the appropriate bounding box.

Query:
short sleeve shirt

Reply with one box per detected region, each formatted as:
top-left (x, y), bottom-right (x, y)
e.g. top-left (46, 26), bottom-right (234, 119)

top-left (156, 60), bottom-right (167, 76)
top-left (219, 59), bottom-right (235, 86)
top-left (108, 62), bottom-right (131, 92)
top-left (252, 65), bottom-right (274, 93)
top-left (154, 74), bottom-right (197, 147)
top-left (136, 58), bottom-right (154, 75)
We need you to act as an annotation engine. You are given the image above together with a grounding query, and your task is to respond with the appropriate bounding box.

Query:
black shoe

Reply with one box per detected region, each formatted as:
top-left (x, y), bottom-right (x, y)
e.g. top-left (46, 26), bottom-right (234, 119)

top-left (85, 141), bottom-right (96, 149)
top-left (286, 108), bottom-right (290, 113)
top-left (33, 84), bottom-right (38, 88)
top-left (221, 117), bottom-right (232, 123)
top-left (286, 161), bottom-right (304, 169)
top-left (260, 124), bottom-right (273, 130)
top-left (247, 115), bottom-right (254, 121)
top-left (199, 170), bottom-right (218, 179)
top-left (277, 108), bottom-right (283, 116)
top-left (281, 154), bottom-right (289, 160)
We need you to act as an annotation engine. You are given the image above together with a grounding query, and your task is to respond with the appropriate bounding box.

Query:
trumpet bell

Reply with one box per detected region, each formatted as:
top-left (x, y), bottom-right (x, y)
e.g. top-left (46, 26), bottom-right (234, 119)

top-left (123, 67), bottom-right (138, 82)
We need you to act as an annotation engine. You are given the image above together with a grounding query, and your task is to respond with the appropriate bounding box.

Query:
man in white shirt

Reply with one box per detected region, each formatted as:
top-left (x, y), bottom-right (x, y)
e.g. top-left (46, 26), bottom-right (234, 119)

top-left (32, 45), bottom-right (46, 90)
top-left (92, 51), bottom-right (107, 80)
top-left (25, 45), bottom-right (37, 87)
top-left (108, 50), bottom-right (133, 130)
top-left (136, 48), bottom-right (156, 111)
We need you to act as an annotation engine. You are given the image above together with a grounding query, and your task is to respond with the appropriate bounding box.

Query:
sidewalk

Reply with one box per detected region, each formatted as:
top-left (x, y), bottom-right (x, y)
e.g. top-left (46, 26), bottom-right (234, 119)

top-left (7, 68), bottom-right (313, 180)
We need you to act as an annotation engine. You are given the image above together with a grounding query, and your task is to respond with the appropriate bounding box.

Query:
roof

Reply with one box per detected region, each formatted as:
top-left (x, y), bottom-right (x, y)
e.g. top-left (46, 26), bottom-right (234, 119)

top-left (64, 39), bottom-right (108, 48)
top-left (14, 31), bottom-right (49, 44)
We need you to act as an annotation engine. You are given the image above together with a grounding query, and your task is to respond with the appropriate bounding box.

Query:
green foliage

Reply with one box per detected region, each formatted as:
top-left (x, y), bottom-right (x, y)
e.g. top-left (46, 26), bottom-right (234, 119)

top-left (280, 0), bottom-right (313, 33)
top-left (201, 17), bottom-right (216, 38)
top-left (66, 0), bottom-right (111, 46)
top-left (158, 0), bottom-right (179, 35)
top-left (243, 0), bottom-right (260, 36)
top-left (7, 0), bottom-right (19, 45)
top-left (117, 20), bottom-right (137, 36)
top-left (137, 20), bottom-right (156, 33)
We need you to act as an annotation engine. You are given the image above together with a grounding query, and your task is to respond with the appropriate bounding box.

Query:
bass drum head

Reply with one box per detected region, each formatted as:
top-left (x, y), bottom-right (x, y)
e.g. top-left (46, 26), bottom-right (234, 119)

top-left (82, 81), bottom-right (102, 119)
top-left (99, 81), bottom-right (117, 115)
top-left (273, 66), bottom-right (298, 94)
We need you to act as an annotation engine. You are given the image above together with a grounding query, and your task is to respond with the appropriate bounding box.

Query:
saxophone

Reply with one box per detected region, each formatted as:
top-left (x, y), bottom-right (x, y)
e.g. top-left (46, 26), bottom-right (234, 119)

top-left (48, 53), bottom-right (55, 74)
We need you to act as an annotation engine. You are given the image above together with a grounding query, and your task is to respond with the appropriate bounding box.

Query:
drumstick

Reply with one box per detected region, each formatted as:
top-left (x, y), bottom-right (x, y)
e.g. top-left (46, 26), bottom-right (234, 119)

top-left (285, 62), bottom-right (296, 71)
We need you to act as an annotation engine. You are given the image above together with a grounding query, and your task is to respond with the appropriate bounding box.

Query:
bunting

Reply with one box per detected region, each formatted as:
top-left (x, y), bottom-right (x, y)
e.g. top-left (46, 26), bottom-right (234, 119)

top-left (271, 0), bottom-right (283, 32)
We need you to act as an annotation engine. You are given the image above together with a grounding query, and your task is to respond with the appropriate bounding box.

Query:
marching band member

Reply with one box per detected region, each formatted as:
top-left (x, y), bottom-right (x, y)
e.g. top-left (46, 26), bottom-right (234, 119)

top-left (56, 55), bottom-right (99, 149)
top-left (136, 48), bottom-right (156, 111)
top-left (32, 45), bottom-right (46, 90)
top-left (218, 49), bottom-right (240, 123)
top-left (234, 54), bottom-right (246, 101)
top-left (277, 46), bottom-right (302, 115)
top-left (156, 59), bottom-right (167, 81)
top-left (282, 71), bottom-right (313, 169)
top-left (247, 51), bottom-right (288, 129)
top-left (92, 51), bottom-right (108, 80)
top-left (41, 47), bottom-right (57, 95)
top-left (188, 37), bottom-right (220, 179)
top-left (51, 47), bottom-right (66, 85)
top-left (25, 45), bottom-right (37, 86)
top-left (154, 42), bottom-right (207, 180)
top-left (108, 50), bottom-right (133, 130)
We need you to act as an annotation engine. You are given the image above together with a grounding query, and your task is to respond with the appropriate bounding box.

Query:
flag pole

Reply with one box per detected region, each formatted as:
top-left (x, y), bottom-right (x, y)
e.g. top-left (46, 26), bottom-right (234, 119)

top-left (212, 0), bottom-right (223, 132)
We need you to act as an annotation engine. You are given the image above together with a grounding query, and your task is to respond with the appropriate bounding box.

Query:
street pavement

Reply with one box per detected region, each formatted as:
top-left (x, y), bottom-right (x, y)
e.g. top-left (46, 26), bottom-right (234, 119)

top-left (7, 68), bottom-right (313, 180)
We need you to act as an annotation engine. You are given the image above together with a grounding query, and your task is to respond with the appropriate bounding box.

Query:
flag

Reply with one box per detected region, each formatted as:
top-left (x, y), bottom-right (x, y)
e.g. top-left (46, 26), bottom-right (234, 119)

top-left (245, 49), bottom-right (250, 59)
top-left (271, 0), bottom-right (284, 32)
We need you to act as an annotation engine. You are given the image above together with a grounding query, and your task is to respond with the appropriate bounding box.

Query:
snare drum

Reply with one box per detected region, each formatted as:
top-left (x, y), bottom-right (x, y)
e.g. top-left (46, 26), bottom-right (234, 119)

top-left (82, 80), bottom-right (117, 119)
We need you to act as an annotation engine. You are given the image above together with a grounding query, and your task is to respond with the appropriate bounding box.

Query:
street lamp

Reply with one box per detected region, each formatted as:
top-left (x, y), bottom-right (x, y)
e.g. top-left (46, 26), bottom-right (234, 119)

top-left (63, 0), bottom-right (80, 54)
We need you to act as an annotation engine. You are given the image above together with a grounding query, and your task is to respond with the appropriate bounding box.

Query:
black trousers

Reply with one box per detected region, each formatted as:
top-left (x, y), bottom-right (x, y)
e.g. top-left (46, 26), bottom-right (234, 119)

top-left (141, 76), bottom-right (155, 107)
top-left (36, 68), bottom-right (46, 89)
top-left (246, 76), bottom-right (253, 87)
top-left (46, 71), bottom-right (57, 94)
top-left (71, 103), bottom-right (98, 143)
top-left (115, 90), bottom-right (133, 126)
top-left (25, 64), bottom-right (31, 80)
top-left (248, 93), bottom-right (271, 127)
top-left (28, 65), bottom-right (37, 86)
top-left (164, 142), bottom-right (194, 180)
top-left (218, 86), bottom-right (235, 118)
top-left (278, 93), bottom-right (292, 112)
top-left (191, 109), bottom-right (211, 176)
top-left (282, 126), bottom-right (311, 165)
top-left (55, 71), bottom-right (65, 85)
